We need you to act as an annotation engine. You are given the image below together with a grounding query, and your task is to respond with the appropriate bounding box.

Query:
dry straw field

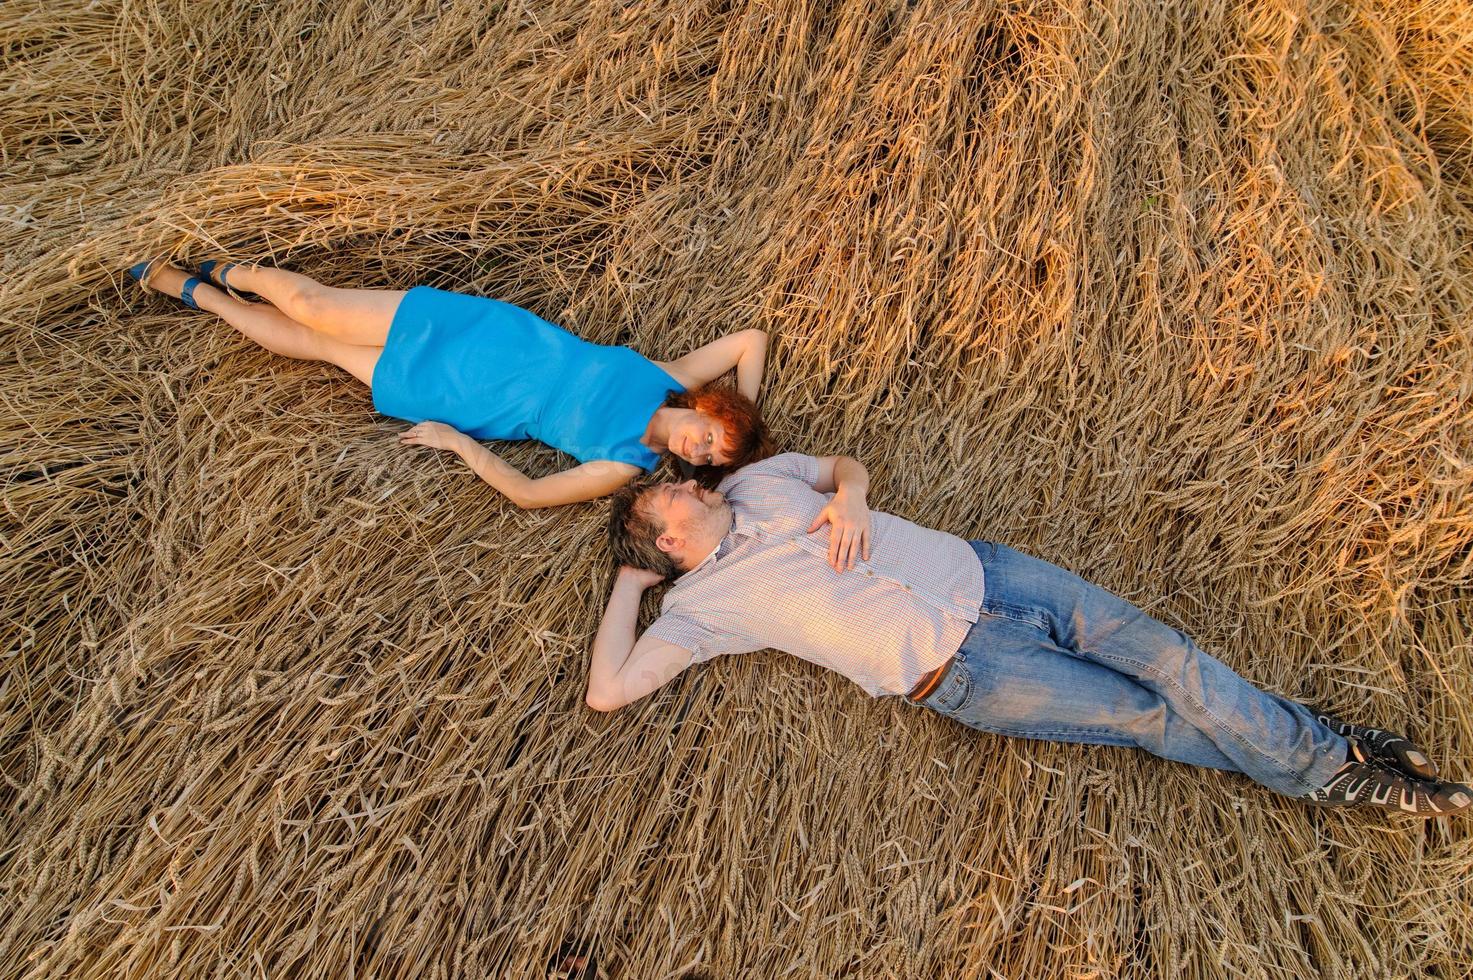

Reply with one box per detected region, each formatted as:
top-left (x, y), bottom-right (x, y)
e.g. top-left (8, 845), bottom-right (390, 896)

top-left (4, 0), bottom-right (1472, 976)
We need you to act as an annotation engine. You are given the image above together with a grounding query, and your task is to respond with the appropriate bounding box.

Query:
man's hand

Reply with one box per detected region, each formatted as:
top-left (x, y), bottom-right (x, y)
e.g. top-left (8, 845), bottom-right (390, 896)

top-left (618, 565), bottom-right (666, 590)
top-left (807, 488), bottom-right (872, 571)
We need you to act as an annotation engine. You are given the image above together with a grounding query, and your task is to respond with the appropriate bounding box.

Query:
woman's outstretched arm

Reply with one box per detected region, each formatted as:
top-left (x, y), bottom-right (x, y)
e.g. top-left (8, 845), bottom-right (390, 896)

top-left (400, 422), bottom-right (640, 508)
top-left (659, 328), bottom-right (767, 402)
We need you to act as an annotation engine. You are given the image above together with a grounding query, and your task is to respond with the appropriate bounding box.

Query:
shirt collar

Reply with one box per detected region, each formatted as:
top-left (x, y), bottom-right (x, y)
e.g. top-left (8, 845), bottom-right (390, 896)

top-left (683, 542), bottom-right (723, 575)
top-left (676, 506), bottom-right (750, 578)
top-left (726, 494), bottom-right (760, 538)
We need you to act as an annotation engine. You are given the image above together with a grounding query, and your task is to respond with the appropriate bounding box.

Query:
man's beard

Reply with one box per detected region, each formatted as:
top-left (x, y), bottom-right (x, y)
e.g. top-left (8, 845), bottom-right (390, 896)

top-left (678, 496), bottom-right (733, 553)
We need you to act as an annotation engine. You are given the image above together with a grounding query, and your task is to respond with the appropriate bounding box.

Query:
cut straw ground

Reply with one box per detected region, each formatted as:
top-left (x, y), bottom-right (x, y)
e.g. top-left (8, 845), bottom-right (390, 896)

top-left (2, 0), bottom-right (1471, 976)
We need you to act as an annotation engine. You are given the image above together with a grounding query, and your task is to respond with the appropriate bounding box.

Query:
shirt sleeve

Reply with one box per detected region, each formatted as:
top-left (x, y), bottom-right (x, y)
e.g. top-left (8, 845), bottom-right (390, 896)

top-left (734, 452), bottom-right (822, 486)
top-left (642, 611), bottom-right (752, 664)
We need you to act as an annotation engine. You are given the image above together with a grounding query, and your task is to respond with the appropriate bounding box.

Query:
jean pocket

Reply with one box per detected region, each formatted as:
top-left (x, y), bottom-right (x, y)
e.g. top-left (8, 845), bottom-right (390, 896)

top-left (979, 598), bottom-right (1048, 632)
top-left (924, 661), bottom-right (972, 715)
top-left (970, 540), bottom-right (998, 567)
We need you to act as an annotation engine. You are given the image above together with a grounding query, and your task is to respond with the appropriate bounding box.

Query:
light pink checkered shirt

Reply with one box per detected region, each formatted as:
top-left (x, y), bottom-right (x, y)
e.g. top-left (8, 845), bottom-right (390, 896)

top-left (643, 453), bottom-right (986, 697)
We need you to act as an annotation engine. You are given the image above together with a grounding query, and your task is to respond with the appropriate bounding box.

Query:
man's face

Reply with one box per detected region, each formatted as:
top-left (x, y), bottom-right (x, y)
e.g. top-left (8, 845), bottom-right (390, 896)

top-left (642, 479), bottom-right (725, 534)
top-left (640, 479), bottom-right (732, 569)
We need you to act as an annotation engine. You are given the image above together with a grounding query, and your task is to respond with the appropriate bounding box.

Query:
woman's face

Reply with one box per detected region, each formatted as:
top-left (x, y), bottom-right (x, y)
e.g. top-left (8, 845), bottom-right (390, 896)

top-left (669, 410), bottom-right (731, 467)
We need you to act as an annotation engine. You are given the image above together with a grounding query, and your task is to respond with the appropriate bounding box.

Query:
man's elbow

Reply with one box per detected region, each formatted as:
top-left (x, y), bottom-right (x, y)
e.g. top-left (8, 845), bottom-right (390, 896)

top-left (584, 685), bottom-right (622, 713)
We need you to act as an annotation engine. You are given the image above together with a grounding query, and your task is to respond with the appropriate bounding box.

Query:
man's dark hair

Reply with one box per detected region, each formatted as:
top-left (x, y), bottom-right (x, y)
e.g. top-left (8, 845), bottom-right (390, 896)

top-left (607, 482), bottom-right (679, 579)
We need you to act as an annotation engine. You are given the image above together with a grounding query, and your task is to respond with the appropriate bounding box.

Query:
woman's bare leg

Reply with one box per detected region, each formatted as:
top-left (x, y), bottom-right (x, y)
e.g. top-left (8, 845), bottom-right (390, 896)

top-left (149, 266), bottom-right (382, 386)
top-left (221, 264), bottom-right (405, 348)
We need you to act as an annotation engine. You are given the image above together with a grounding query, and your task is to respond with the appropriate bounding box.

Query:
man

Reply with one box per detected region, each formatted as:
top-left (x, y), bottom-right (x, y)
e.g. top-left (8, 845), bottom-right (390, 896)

top-left (589, 453), bottom-right (1470, 817)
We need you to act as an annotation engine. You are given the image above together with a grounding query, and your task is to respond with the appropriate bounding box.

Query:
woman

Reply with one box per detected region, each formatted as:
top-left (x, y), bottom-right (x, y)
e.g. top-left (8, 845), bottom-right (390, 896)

top-left (127, 260), bottom-right (771, 507)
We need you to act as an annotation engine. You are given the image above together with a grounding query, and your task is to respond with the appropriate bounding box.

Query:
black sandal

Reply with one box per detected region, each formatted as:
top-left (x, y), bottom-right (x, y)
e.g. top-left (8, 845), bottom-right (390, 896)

top-left (1314, 708), bottom-right (1437, 780)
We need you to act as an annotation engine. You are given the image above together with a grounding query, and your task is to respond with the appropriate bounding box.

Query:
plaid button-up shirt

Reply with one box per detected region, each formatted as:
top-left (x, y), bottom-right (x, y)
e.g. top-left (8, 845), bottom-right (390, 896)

top-left (643, 453), bottom-right (986, 697)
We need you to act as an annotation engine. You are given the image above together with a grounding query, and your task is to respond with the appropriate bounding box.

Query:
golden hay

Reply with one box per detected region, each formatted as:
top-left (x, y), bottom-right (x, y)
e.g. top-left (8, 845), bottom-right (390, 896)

top-left (3, 0), bottom-right (1471, 976)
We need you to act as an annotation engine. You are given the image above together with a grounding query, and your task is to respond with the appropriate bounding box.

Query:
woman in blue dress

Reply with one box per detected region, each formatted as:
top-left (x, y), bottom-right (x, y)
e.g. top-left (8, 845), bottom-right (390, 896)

top-left (128, 261), bottom-right (771, 508)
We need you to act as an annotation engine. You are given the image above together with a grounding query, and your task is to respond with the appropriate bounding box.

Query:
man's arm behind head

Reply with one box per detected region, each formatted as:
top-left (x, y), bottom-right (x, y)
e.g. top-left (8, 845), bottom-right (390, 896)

top-left (586, 566), bottom-right (694, 711)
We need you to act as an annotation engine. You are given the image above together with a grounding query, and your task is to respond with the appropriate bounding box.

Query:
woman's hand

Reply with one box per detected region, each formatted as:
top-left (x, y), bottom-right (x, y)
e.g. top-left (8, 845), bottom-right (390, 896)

top-left (617, 565), bottom-right (667, 590)
top-left (807, 487), bottom-right (872, 572)
top-left (399, 420), bottom-right (466, 453)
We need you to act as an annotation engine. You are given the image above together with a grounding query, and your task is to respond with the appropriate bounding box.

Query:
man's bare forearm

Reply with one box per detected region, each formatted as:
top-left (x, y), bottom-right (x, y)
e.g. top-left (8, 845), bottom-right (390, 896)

top-left (588, 574), bottom-right (647, 701)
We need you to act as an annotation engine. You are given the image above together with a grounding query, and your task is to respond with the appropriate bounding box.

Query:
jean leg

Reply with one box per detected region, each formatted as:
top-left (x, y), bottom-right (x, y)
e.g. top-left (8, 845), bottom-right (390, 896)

top-left (924, 613), bottom-right (1244, 772)
top-left (970, 542), bottom-right (1347, 798)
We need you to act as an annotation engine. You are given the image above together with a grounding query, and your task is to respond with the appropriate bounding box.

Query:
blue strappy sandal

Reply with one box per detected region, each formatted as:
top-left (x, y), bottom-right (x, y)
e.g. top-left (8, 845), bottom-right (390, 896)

top-left (128, 260), bottom-right (204, 310)
top-left (197, 259), bottom-right (258, 301)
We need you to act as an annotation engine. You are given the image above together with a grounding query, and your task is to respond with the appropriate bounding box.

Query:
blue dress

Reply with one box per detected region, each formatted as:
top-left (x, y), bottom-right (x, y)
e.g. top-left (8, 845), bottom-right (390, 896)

top-left (371, 287), bottom-right (685, 470)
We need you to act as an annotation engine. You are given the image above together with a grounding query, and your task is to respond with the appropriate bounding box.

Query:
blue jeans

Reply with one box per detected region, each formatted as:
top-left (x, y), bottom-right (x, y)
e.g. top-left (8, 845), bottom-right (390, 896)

top-left (915, 542), bottom-right (1347, 798)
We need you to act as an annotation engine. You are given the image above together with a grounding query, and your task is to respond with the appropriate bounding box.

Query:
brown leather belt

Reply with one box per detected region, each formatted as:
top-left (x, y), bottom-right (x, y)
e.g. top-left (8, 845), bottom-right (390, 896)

top-left (906, 654), bottom-right (956, 702)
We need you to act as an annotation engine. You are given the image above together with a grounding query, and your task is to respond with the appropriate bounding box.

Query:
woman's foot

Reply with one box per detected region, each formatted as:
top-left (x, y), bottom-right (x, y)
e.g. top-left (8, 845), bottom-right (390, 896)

top-left (197, 259), bottom-right (259, 301)
top-left (129, 261), bottom-right (208, 310)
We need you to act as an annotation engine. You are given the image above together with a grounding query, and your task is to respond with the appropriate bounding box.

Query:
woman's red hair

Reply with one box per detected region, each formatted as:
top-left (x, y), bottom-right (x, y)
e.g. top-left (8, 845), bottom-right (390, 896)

top-left (664, 385), bottom-right (774, 486)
